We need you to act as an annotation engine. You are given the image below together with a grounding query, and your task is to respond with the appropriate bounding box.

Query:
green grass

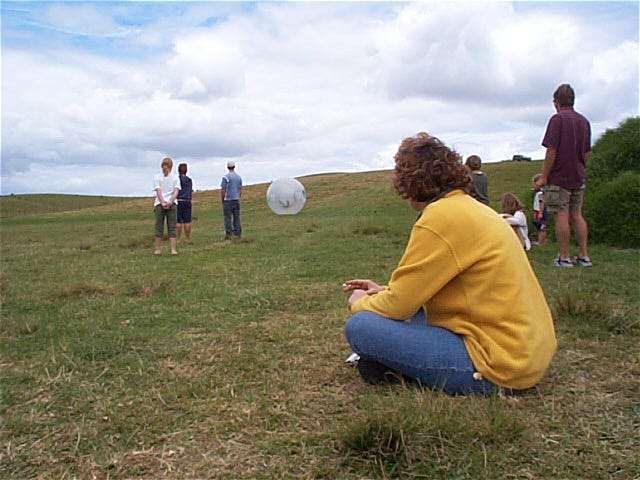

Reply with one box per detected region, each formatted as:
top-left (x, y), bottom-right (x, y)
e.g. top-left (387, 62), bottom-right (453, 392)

top-left (1, 162), bottom-right (639, 479)
top-left (0, 193), bottom-right (138, 219)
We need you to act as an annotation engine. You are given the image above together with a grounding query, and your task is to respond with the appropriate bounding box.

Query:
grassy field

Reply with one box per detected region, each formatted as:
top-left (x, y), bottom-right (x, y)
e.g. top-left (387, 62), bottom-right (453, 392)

top-left (1, 161), bottom-right (639, 479)
top-left (0, 194), bottom-right (137, 219)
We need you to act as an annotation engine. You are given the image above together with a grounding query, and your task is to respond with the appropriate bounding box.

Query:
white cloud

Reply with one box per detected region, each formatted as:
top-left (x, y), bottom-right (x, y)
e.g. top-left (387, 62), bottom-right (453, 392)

top-left (1, 2), bottom-right (638, 195)
top-left (43, 4), bottom-right (135, 38)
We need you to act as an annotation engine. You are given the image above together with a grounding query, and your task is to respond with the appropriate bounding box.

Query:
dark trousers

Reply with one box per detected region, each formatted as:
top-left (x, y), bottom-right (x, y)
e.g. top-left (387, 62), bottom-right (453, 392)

top-left (223, 200), bottom-right (241, 237)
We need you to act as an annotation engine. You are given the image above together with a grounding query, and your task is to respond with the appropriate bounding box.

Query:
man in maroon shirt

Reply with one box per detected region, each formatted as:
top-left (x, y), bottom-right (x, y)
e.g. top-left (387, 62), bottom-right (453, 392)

top-left (535, 84), bottom-right (592, 267)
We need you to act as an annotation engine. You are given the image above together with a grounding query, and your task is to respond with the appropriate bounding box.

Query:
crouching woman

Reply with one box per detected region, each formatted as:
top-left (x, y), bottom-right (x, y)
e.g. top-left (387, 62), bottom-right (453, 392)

top-left (344, 133), bottom-right (556, 395)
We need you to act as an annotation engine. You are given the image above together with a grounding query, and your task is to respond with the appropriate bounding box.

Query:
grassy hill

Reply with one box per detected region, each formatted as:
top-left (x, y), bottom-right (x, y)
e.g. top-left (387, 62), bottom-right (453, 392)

top-left (1, 161), bottom-right (638, 479)
top-left (0, 194), bottom-right (140, 219)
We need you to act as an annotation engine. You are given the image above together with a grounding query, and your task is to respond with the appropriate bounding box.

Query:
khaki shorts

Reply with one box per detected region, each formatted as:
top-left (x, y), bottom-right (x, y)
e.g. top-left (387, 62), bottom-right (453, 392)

top-left (543, 184), bottom-right (585, 214)
top-left (154, 204), bottom-right (177, 238)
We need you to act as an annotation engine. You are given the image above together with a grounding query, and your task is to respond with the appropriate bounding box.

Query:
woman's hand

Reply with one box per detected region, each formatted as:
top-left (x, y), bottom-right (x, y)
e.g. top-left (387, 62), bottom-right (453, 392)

top-left (342, 279), bottom-right (384, 295)
top-left (347, 289), bottom-right (368, 308)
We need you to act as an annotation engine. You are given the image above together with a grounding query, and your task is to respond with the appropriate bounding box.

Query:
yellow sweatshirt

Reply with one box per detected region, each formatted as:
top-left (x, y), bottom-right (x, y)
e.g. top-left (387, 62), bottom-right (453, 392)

top-left (351, 190), bottom-right (557, 389)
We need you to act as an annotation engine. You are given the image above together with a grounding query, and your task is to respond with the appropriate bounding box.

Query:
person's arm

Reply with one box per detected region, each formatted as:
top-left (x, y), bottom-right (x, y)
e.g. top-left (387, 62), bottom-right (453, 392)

top-left (535, 147), bottom-right (556, 190)
top-left (169, 187), bottom-right (179, 205)
top-left (350, 225), bottom-right (460, 320)
top-left (154, 176), bottom-right (167, 206)
top-left (504, 210), bottom-right (527, 227)
top-left (344, 279), bottom-right (386, 307)
top-left (155, 187), bottom-right (165, 206)
top-left (167, 176), bottom-right (180, 206)
top-left (343, 279), bottom-right (385, 294)
top-left (536, 115), bottom-right (561, 189)
top-left (220, 177), bottom-right (227, 203)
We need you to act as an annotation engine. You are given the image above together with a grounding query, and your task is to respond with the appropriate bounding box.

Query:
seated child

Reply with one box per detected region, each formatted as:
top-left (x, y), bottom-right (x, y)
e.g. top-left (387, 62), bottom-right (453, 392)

top-left (531, 174), bottom-right (548, 246)
top-left (499, 192), bottom-right (531, 251)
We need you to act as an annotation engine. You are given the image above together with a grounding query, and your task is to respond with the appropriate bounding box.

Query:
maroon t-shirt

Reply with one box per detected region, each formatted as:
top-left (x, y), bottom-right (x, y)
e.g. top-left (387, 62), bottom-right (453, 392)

top-left (541, 107), bottom-right (591, 190)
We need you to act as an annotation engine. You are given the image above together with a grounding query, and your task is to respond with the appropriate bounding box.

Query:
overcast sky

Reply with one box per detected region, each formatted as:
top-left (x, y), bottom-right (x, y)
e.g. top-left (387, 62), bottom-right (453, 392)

top-left (1, 1), bottom-right (638, 196)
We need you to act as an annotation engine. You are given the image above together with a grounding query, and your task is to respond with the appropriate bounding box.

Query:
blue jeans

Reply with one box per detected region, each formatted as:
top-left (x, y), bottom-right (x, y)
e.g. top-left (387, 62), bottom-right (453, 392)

top-left (345, 309), bottom-right (497, 395)
top-left (223, 200), bottom-right (241, 237)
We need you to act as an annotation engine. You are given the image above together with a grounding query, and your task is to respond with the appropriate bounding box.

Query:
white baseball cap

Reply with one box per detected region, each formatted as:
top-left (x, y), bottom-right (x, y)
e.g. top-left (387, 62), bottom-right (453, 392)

top-left (227, 161), bottom-right (236, 168)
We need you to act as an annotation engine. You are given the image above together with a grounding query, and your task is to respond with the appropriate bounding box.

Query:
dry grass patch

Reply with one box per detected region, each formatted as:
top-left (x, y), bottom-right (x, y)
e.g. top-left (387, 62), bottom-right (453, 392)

top-left (119, 235), bottom-right (151, 249)
top-left (138, 312), bottom-right (358, 477)
top-left (125, 279), bottom-right (172, 297)
top-left (0, 272), bottom-right (8, 305)
top-left (77, 241), bottom-right (95, 251)
top-left (59, 282), bottom-right (117, 299)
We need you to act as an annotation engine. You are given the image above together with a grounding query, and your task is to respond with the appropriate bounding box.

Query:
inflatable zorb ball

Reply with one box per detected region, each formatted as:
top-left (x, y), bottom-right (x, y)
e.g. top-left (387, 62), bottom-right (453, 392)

top-left (266, 178), bottom-right (306, 215)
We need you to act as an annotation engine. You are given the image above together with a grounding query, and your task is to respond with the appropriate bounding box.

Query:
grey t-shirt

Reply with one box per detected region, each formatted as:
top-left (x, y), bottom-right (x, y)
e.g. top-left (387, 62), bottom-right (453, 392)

top-left (221, 171), bottom-right (242, 201)
top-left (472, 171), bottom-right (489, 204)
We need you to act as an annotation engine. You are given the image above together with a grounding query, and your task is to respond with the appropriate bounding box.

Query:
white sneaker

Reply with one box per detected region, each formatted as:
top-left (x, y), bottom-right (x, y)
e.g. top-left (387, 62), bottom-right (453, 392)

top-left (345, 353), bottom-right (360, 365)
top-left (574, 256), bottom-right (593, 267)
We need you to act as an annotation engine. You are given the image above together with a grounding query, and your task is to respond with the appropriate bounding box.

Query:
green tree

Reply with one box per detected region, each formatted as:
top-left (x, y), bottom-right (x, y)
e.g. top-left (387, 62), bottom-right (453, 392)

top-left (584, 117), bottom-right (640, 247)
top-left (587, 117), bottom-right (640, 188)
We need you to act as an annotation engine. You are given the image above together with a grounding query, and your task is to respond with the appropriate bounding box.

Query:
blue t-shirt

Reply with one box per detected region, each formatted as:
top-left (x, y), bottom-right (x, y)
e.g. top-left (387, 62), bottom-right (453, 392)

top-left (221, 171), bottom-right (242, 201)
top-left (178, 175), bottom-right (192, 201)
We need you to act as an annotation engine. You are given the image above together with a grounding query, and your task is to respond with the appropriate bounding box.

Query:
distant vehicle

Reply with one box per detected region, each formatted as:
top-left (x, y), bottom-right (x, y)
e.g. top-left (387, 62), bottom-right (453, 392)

top-left (512, 154), bottom-right (532, 162)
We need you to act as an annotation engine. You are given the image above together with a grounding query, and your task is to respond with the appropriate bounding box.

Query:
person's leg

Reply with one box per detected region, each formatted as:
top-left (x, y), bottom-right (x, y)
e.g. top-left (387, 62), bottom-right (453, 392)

top-left (176, 203), bottom-right (184, 240)
top-left (154, 206), bottom-right (163, 254)
top-left (571, 211), bottom-right (589, 258)
top-left (569, 188), bottom-right (589, 261)
top-left (544, 186), bottom-right (572, 264)
top-left (538, 228), bottom-right (547, 245)
top-left (223, 201), bottom-right (233, 239)
top-left (167, 205), bottom-right (178, 254)
top-left (232, 200), bottom-right (241, 237)
top-left (345, 310), bottom-right (497, 395)
top-left (554, 211), bottom-right (571, 260)
top-left (184, 203), bottom-right (192, 241)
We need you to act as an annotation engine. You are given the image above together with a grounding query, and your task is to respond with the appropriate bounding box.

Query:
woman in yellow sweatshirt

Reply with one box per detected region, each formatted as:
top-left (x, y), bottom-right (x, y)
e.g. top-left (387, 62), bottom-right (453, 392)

top-left (344, 133), bottom-right (556, 394)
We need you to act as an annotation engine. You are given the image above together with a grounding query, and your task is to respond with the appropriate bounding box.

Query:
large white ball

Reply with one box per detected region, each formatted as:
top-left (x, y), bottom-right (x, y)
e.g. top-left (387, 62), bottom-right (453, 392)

top-left (266, 178), bottom-right (306, 215)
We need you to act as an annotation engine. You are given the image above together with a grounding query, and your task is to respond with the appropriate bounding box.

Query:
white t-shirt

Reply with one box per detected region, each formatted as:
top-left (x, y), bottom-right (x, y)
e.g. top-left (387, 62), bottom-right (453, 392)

top-left (533, 191), bottom-right (543, 212)
top-left (504, 210), bottom-right (531, 251)
top-left (153, 173), bottom-right (180, 207)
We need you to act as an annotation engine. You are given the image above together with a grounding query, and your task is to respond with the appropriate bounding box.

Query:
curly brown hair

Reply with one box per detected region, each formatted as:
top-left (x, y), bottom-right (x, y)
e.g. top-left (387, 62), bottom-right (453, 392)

top-left (500, 192), bottom-right (524, 215)
top-left (393, 132), bottom-right (473, 202)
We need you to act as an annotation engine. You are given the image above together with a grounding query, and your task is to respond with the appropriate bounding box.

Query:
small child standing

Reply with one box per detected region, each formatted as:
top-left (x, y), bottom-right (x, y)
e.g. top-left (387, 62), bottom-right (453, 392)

top-left (465, 155), bottom-right (489, 205)
top-left (500, 192), bottom-right (531, 251)
top-left (531, 174), bottom-right (548, 246)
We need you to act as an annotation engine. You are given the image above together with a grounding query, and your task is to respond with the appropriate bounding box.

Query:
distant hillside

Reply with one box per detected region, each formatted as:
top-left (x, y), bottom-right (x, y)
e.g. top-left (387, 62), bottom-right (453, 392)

top-left (0, 160), bottom-right (542, 220)
top-left (0, 194), bottom-right (142, 219)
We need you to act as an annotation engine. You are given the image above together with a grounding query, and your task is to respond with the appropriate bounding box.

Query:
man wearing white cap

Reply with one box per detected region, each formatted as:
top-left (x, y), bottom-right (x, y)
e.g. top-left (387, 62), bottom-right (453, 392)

top-left (220, 161), bottom-right (243, 240)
